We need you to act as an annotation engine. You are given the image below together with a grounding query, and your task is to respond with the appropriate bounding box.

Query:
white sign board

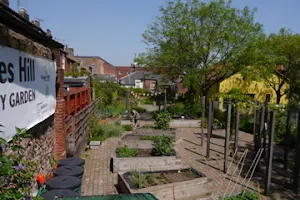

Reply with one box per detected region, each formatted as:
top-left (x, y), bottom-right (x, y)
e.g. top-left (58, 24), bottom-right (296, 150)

top-left (0, 46), bottom-right (56, 141)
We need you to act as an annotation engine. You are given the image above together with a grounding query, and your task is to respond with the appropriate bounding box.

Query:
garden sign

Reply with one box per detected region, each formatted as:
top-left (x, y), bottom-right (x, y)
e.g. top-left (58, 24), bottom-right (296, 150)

top-left (0, 46), bottom-right (56, 141)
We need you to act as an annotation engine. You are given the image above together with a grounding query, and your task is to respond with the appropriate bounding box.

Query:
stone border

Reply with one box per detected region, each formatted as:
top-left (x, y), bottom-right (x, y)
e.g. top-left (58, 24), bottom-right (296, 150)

top-left (170, 119), bottom-right (201, 128)
top-left (117, 168), bottom-right (211, 200)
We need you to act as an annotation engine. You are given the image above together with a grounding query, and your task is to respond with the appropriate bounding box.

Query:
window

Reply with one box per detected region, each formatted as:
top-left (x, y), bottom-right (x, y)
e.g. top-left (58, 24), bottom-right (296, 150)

top-left (127, 72), bottom-right (130, 75)
top-left (118, 71), bottom-right (123, 75)
top-left (150, 81), bottom-right (156, 90)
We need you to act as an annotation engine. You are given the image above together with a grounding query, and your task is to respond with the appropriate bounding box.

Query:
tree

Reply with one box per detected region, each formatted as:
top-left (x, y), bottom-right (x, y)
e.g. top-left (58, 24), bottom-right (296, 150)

top-left (249, 29), bottom-right (300, 104)
top-left (135, 0), bottom-right (263, 97)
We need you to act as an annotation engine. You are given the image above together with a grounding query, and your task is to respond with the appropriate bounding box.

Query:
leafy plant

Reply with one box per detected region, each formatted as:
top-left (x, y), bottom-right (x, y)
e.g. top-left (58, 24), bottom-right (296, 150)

top-left (183, 99), bottom-right (202, 119)
top-left (131, 171), bottom-right (146, 189)
top-left (154, 112), bottom-right (172, 130)
top-left (0, 128), bottom-right (39, 200)
top-left (132, 106), bottom-right (147, 113)
top-left (122, 124), bottom-right (133, 131)
top-left (222, 191), bottom-right (258, 200)
top-left (167, 102), bottom-right (185, 116)
top-left (116, 147), bottom-right (137, 157)
top-left (130, 171), bottom-right (158, 189)
top-left (214, 108), bottom-right (226, 129)
top-left (239, 116), bottom-right (254, 134)
top-left (152, 136), bottom-right (173, 156)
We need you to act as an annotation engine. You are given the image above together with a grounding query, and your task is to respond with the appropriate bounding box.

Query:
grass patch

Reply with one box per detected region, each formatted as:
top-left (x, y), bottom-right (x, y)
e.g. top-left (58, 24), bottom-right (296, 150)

top-left (122, 124), bottom-right (133, 131)
top-left (89, 121), bottom-right (125, 142)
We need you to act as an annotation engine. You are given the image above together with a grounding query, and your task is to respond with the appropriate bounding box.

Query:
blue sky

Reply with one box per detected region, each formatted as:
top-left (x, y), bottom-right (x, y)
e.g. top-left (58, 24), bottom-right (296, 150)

top-left (9, 0), bottom-right (300, 66)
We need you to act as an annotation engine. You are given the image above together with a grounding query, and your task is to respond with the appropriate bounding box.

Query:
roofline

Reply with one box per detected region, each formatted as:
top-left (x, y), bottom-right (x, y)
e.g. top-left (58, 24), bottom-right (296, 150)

top-left (119, 71), bottom-right (138, 81)
top-left (77, 56), bottom-right (115, 68)
top-left (0, 2), bottom-right (64, 48)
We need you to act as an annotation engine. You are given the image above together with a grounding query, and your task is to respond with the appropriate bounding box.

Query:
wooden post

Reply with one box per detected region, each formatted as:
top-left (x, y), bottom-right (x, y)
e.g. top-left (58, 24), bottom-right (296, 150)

top-left (234, 107), bottom-right (240, 152)
top-left (201, 96), bottom-right (206, 146)
top-left (253, 101), bottom-right (257, 151)
top-left (224, 103), bottom-right (232, 172)
top-left (264, 111), bottom-right (276, 196)
top-left (206, 100), bottom-right (213, 158)
top-left (284, 107), bottom-right (292, 171)
top-left (126, 91), bottom-right (130, 119)
top-left (263, 101), bottom-right (269, 158)
top-left (164, 89), bottom-right (167, 112)
top-left (259, 106), bottom-right (265, 150)
top-left (293, 109), bottom-right (300, 192)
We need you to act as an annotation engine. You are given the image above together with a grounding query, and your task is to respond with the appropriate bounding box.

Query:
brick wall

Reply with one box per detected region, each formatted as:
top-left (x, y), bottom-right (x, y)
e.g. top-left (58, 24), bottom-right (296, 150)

top-left (78, 56), bottom-right (116, 76)
top-left (103, 62), bottom-right (116, 75)
top-left (0, 17), bottom-right (66, 177)
top-left (116, 67), bottom-right (132, 80)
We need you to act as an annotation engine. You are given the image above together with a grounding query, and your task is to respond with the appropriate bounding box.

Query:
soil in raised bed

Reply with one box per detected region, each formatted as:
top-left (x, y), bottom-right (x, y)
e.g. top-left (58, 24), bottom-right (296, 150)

top-left (122, 134), bottom-right (175, 141)
top-left (136, 149), bottom-right (152, 157)
top-left (122, 135), bottom-right (141, 140)
top-left (128, 168), bottom-right (201, 189)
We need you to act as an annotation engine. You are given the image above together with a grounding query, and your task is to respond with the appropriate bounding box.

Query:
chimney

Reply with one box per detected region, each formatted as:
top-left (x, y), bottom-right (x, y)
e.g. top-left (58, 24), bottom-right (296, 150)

top-left (66, 48), bottom-right (74, 55)
top-left (19, 8), bottom-right (29, 21)
top-left (32, 20), bottom-right (40, 28)
top-left (46, 29), bottom-right (52, 38)
top-left (0, 0), bottom-right (9, 6)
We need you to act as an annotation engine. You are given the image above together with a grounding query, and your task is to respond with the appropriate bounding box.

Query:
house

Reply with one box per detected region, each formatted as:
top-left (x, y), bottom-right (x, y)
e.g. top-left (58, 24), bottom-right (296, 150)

top-left (77, 56), bottom-right (116, 79)
top-left (65, 47), bottom-right (81, 72)
top-left (115, 65), bottom-right (146, 81)
top-left (207, 72), bottom-right (289, 110)
top-left (119, 71), bottom-right (175, 91)
top-left (78, 57), bottom-right (95, 74)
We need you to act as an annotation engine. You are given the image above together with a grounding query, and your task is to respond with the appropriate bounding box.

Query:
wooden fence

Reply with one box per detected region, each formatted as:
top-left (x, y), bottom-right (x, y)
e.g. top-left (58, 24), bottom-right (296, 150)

top-left (64, 87), bottom-right (91, 118)
top-left (65, 98), bottom-right (99, 157)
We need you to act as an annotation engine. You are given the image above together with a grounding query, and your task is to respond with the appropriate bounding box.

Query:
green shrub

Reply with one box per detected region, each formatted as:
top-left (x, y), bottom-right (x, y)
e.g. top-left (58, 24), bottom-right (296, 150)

top-left (214, 108), bottom-right (226, 128)
top-left (131, 105), bottom-right (147, 113)
top-left (239, 115), bottom-right (254, 134)
top-left (183, 100), bottom-right (202, 118)
top-left (0, 128), bottom-right (39, 200)
top-left (116, 146), bottom-right (137, 157)
top-left (222, 191), bottom-right (258, 200)
top-left (140, 99), bottom-right (153, 105)
top-left (274, 111), bottom-right (296, 148)
top-left (154, 112), bottom-right (172, 130)
top-left (131, 171), bottom-right (146, 188)
top-left (122, 124), bottom-right (133, 131)
top-left (152, 136), bottom-right (173, 156)
top-left (167, 102), bottom-right (185, 116)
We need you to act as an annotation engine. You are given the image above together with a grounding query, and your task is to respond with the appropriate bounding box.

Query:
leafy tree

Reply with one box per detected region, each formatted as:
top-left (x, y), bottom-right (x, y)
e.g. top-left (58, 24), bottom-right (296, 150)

top-left (135, 0), bottom-right (263, 97)
top-left (248, 29), bottom-right (300, 104)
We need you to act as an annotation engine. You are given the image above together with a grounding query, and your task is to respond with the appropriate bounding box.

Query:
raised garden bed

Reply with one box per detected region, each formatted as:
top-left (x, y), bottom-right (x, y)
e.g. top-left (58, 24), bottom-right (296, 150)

top-left (113, 135), bottom-right (184, 173)
top-left (118, 168), bottom-right (211, 200)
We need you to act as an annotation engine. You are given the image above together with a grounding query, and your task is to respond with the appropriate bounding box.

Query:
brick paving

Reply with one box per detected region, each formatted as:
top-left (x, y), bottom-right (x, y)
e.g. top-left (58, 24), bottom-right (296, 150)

top-left (81, 137), bottom-right (119, 196)
top-left (81, 124), bottom-right (299, 199)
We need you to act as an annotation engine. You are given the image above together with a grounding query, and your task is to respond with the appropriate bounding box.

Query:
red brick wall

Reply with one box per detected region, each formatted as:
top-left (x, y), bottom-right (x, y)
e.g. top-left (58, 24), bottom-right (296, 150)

top-left (65, 58), bottom-right (71, 72)
top-left (103, 62), bottom-right (116, 75)
top-left (144, 80), bottom-right (157, 91)
top-left (116, 67), bottom-right (132, 80)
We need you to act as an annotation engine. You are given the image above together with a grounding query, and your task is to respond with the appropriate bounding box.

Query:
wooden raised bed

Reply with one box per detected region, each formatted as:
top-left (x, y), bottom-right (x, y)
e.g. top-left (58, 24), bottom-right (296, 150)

top-left (113, 134), bottom-right (183, 173)
top-left (117, 168), bottom-right (211, 200)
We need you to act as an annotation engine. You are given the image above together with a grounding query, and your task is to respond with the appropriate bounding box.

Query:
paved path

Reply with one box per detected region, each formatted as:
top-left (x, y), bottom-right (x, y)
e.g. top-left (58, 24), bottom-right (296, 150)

top-left (81, 137), bottom-right (119, 196)
top-left (81, 125), bottom-right (299, 199)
